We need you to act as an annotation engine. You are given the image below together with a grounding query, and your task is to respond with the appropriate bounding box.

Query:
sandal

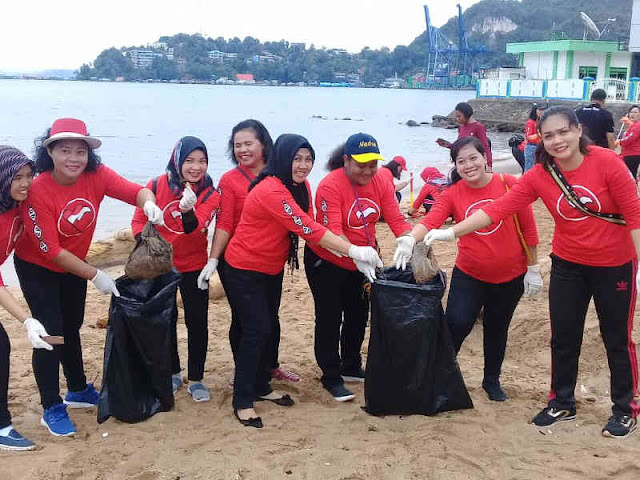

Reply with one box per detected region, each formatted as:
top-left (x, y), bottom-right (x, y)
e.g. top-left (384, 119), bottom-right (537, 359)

top-left (234, 409), bottom-right (263, 428)
top-left (255, 393), bottom-right (295, 407)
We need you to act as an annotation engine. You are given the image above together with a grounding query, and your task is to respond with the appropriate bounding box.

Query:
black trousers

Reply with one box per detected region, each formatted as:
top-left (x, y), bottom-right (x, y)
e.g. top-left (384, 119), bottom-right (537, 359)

top-left (171, 270), bottom-right (209, 381)
top-left (0, 322), bottom-right (10, 428)
top-left (445, 267), bottom-right (524, 382)
top-left (222, 262), bottom-right (283, 409)
top-left (219, 256), bottom-right (280, 371)
top-left (14, 256), bottom-right (88, 409)
top-left (623, 155), bottom-right (640, 180)
top-left (304, 246), bottom-right (369, 389)
top-left (548, 255), bottom-right (639, 417)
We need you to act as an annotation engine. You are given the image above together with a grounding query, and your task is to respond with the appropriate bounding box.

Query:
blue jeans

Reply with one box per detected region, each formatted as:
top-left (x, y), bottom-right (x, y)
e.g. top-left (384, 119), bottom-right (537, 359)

top-left (524, 143), bottom-right (538, 172)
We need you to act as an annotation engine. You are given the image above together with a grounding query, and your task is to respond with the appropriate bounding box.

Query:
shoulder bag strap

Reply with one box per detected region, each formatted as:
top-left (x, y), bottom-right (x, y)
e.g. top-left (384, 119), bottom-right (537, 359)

top-left (499, 174), bottom-right (533, 264)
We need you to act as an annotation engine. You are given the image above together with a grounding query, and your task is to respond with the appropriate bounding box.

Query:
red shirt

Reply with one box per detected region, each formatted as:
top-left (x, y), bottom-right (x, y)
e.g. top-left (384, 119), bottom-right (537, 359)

top-left (16, 165), bottom-right (142, 272)
top-left (131, 174), bottom-right (220, 273)
top-left (620, 122), bottom-right (640, 158)
top-left (0, 207), bottom-right (24, 287)
top-left (225, 176), bottom-right (327, 275)
top-left (309, 168), bottom-right (412, 271)
top-left (413, 182), bottom-right (445, 210)
top-left (376, 167), bottom-right (395, 187)
top-left (482, 146), bottom-right (640, 267)
top-left (216, 165), bottom-right (255, 237)
top-left (422, 174), bottom-right (538, 283)
top-left (459, 122), bottom-right (492, 167)
top-left (525, 119), bottom-right (540, 145)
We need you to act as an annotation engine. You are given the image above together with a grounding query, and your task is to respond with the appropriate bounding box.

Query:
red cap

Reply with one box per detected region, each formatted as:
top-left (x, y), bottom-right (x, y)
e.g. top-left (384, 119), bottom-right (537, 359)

top-left (43, 118), bottom-right (101, 149)
top-left (393, 155), bottom-right (407, 171)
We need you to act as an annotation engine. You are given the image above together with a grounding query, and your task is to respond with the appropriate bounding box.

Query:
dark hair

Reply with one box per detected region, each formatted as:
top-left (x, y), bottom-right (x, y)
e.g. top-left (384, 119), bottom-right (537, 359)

top-left (326, 143), bottom-right (346, 171)
top-left (447, 136), bottom-right (485, 185)
top-left (382, 160), bottom-right (402, 179)
top-left (455, 102), bottom-right (473, 120)
top-left (34, 128), bottom-right (101, 174)
top-left (227, 119), bottom-right (273, 165)
top-left (528, 103), bottom-right (548, 121)
top-left (534, 106), bottom-right (591, 165)
top-left (591, 88), bottom-right (607, 102)
top-left (628, 104), bottom-right (640, 114)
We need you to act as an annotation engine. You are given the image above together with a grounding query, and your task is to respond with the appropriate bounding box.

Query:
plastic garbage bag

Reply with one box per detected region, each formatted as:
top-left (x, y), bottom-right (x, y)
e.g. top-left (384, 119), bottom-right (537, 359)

top-left (125, 222), bottom-right (173, 280)
top-left (364, 266), bottom-right (473, 416)
top-left (98, 270), bottom-right (180, 424)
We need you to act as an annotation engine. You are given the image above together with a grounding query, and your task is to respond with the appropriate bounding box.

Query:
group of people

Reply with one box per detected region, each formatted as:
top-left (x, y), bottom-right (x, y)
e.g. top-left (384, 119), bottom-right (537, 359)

top-left (2, 101), bottom-right (640, 450)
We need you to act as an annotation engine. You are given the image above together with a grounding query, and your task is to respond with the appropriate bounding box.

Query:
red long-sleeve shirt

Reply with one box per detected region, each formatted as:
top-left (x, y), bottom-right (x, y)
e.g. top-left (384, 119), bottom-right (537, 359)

top-left (620, 122), bottom-right (640, 158)
top-left (225, 176), bottom-right (327, 275)
top-left (216, 165), bottom-right (255, 237)
top-left (482, 146), bottom-right (640, 267)
top-left (413, 183), bottom-right (445, 210)
top-left (422, 174), bottom-right (538, 283)
top-left (0, 207), bottom-right (24, 287)
top-left (309, 168), bottom-right (412, 271)
top-left (459, 122), bottom-right (492, 167)
top-left (16, 165), bottom-right (142, 272)
top-left (131, 174), bottom-right (220, 273)
top-left (525, 119), bottom-right (540, 145)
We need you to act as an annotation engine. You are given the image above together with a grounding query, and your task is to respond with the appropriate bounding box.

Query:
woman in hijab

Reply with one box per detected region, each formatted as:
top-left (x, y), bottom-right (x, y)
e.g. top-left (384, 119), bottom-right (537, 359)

top-left (132, 136), bottom-right (220, 402)
top-left (408, 167), bottom-right (448, 215)
top-left (222, 134), bottom-right (382, 428)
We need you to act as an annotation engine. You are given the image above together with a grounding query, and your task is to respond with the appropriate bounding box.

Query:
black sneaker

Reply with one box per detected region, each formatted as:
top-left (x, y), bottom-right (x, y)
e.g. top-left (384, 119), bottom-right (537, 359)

top-left (341, 368), bottom-right (365, 383)
top-left (482, 379), bottom-right (507, 402)
top-left (326, 384), bottom-right (355, 402)
top-left (602, 415), bottom-right (637, 438)
top-left (531, 406), bottom-right (576, 427)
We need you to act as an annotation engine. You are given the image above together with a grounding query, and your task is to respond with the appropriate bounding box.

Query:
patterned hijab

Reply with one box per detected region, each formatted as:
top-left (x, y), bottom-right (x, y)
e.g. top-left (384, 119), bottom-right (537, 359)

top-left (165, 136), bottom-right (214, 196)
top-left (0, 146), bottom-right (34, 213)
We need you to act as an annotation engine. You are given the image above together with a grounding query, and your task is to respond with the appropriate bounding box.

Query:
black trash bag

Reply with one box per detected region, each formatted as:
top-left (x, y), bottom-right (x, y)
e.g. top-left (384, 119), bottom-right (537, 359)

top-left (98, 270), bottom-right (180, 424)
top-left (364, 265), bottom-right (473, 416)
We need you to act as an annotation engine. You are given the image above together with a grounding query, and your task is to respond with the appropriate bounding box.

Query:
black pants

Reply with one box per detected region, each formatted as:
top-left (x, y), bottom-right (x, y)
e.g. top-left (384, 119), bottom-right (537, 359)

top-left (445, 267), bottom-right (524, 382)
top-left (222, 262), bottom-right (283, 409)
top-left (219, 256), bottom-right (280, 371)
top-left (623, 155), bottom-right (640, 180)
top-left (304, 246), bottom-right (369, 389)
top-left (171, 270), bottom-right (209, 381)
top-left (548, 255), bottom-right (639, 417)
top-left (0, 322), bottom-right (10, 428)
top-left (14, 256), bottom-right (88, 409)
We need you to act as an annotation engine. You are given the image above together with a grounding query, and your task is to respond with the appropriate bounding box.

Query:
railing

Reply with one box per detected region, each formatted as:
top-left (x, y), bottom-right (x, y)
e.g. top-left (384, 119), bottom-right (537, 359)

top-left (589, 79), bottom-right (629, 102)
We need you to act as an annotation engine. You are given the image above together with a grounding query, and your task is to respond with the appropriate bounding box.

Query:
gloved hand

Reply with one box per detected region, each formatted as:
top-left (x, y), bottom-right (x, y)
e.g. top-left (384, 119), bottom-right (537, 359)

top-left (23, 317), bottom-right (53, 351)
top-left (143, 200), bottom-right (164, 225)
top-left (197, 258), bottom-right (219, 290)
top-left (423, 227), bottom-right (455, 246)
top-left (523, 264), bottom-right (543, 297)
top-left (179, 184), bottom-right (197, 212)
top-left (91, 269), bottom-right (121, 297)
top-left (348, 245), bottom-right (383, 283)
top-left (393, 234), bottom-right (416, 270)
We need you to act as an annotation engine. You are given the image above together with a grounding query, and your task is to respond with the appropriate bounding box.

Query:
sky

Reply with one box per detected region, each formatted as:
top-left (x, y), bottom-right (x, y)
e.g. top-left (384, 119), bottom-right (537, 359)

top-left (1, 0), bottom-right (482, 71)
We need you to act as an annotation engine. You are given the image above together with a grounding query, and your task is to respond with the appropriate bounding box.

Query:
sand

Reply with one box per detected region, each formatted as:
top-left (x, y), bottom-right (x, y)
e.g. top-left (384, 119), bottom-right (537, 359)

top-left (3, 158), bottom-right (640, 479)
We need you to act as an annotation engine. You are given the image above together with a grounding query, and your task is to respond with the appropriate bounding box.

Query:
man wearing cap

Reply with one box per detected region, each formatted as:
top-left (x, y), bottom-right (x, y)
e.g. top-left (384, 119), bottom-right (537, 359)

top-left (576, 89), bottom-right (615, 149)
top-left (304, 133), bottom-right (413, 402)
top-left (376, 155), bottom-right (410, 202)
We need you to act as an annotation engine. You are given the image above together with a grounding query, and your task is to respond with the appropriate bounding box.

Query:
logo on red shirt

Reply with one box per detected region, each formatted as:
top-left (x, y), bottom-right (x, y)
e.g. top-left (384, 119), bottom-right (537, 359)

top-left (556, 185), bottom-right (601, 222)
top-left (347, 198), bottom-right (380, 230)
top-left (466, 199), bottom-right (503, 235)
top-left (57, 198), bottom-right (97, 237)
top-left (6, 216), bottom-right (23, 255)
top-left (162, 200), bottom-right (185, 235)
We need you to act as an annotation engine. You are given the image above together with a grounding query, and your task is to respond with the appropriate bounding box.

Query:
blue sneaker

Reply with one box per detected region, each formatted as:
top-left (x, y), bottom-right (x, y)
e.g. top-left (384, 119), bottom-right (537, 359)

top-left (64, 383), bottom-right (100, 408)
top-left (0, 429), bottom-right (36, 451)
top-left (41, 403), bottom-right (77, 437)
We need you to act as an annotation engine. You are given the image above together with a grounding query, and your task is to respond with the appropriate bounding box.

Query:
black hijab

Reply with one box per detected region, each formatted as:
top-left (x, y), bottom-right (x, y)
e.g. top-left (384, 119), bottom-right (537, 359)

top-left (166, 136), bottom-right (214, 196)
top-left (250, 133), bottom-right (315, 270)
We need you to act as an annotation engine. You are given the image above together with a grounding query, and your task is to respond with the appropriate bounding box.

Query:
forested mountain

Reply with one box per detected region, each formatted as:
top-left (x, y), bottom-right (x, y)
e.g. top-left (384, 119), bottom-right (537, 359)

top-left (77, 0), bottom-right (632, 83)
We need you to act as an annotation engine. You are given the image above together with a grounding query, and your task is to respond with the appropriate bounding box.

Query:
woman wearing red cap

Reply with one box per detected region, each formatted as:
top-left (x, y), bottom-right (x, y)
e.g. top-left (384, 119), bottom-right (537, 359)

top-left (376, 156), bottom-right (410, 202)
top-left (197, 119), bottom-right (300, 383)
top-left (408, 167), bottom-right (447, 216)
top-left (14, 118), bottom-right (163, 437)
top-left (132, 136), bottom-right (220, 402)
top-left (223, 133), bottom-right (381, 427)
top-left (305, 133), bottom-right (413, 402)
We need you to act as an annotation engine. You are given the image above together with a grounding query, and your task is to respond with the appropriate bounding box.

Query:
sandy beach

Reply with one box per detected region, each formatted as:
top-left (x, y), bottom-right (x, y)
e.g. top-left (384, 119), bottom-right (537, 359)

top-left (2, 156), bottom-right (639, 479)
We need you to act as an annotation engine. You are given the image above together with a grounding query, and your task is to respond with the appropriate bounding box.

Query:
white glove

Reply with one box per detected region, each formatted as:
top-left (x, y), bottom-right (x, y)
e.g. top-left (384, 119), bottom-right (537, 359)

top-left (92, 269), bottom-right (121, 297)
top-left (393, 235), bottom-right (416, 270)
top-left (423, 227), bottom-right (455, 246)
top-left (179, 185), bottom-right (197, 212)
top-left (23, 317), bottom-right (53, 350)
top-left (143, 200), bottom-right (164, 225)
top-left (197, 258), bottom-right (219, 290)
top-left (348, 245), bottom-right (383, 283)
top-left (523, 264), bottom-right (543, 297)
